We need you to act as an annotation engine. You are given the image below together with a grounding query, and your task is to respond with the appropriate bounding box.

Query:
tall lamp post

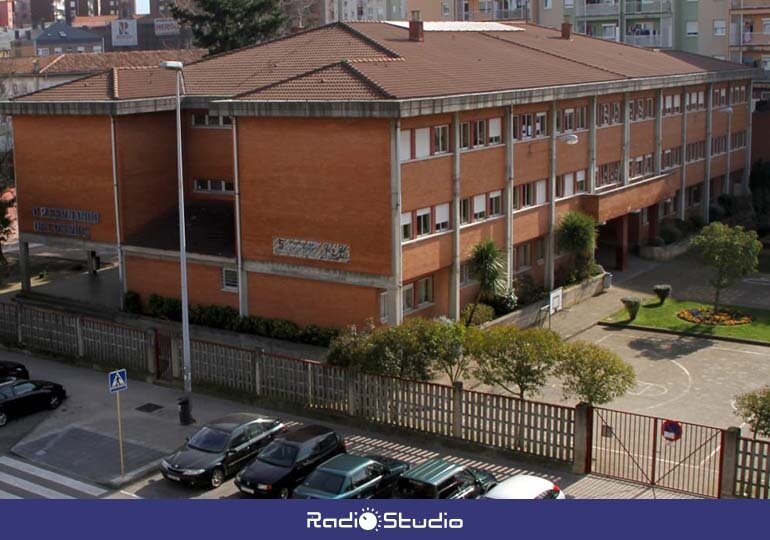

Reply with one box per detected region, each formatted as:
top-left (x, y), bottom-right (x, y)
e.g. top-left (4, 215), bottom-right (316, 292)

top-left (546, 132), bottom-right (580, 291)
top-left (717, 106), bottom-right (734, 197)
top-left (160, 60), bottom-right (193, 419)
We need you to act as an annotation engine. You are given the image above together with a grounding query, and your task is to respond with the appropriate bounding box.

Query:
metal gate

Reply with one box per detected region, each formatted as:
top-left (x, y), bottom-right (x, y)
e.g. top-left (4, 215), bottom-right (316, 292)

top-left (155, 329), bottom-right (174, 382)
top-left (591, 407), bottom-right (724, 498)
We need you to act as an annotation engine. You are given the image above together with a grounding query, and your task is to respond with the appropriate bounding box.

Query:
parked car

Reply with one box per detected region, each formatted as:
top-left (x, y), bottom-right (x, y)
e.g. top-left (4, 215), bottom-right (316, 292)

top-left (392, 458), bottom-right (497, 499)
top-left (0, 361), bottom-right (29, 380)
top-left (0, 378), bottom-right (65, 427)
top-left (160, 413), bottom-right (286, 489)
top-left (481, 475), bottom-right (566, 500)
top-left (235, 424), bottom-right (346, 499)
top-left (292, 454), bottom-right (410, 499)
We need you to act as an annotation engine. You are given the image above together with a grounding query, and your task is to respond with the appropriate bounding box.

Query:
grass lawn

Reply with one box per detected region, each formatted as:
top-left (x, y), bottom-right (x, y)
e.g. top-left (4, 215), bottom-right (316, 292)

top-left (604, 298), bottom-right (770, 342)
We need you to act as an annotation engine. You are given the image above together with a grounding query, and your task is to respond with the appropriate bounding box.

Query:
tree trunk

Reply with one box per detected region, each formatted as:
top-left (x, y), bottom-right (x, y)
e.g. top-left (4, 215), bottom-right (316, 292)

top-left (713, 286), bottom-right (721, 314)
top-left (516, 389), bottom-right (526, 450)
top-left (465, 289), bottom-right (483, 326)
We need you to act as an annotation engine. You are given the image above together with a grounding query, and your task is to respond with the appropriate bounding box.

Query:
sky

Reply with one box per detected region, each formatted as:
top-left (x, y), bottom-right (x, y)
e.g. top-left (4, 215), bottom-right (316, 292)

top-left (136, 0), bottom-right (149, 14)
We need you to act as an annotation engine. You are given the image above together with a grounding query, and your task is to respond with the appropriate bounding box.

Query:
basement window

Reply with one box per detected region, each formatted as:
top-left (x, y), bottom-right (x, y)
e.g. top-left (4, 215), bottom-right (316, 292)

top-left (194, 179), bottom-right (234, 193)
top-left (192, 114), bottom-right (233, 128)
top-left (222, 268), bottom-right (239, 292)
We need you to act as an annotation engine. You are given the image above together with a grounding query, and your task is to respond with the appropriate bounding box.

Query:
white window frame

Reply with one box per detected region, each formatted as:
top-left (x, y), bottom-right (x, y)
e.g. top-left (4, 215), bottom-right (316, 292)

top-left (401, 212), bottom-right (412, 241)
top-left (686, 21), bottom-right (698, 37)
top-left (473, 194), bottom-right (487, 220)
top-left (402, 283), bottom-right (415, 313)
top-left (535, 180), bottom-right (547, 205)
top-left (192, 114), bottom-right (233, 129)
top-left (414, 128), bottom-right (430, 159)
top-left (416, 277), bottom-right (434, 306)
top-left (416, 208), bottom-right (431, 237)
top-left (435, 203), bottom-right (450, 232)
top-left (194, 179), bottom-right (234, 194)
top-left (488, 118), bottom-right (502, 144)
top-left (713, 19), bottom-right (726, 37)
top-left (221, 268), bottom-right (239, 292)
top-left (488, 191), bottom-right (502, 216)
top-left (544, 0), bottom-right (552, 10)
top-left (434, 125), bottom-right (449, 155)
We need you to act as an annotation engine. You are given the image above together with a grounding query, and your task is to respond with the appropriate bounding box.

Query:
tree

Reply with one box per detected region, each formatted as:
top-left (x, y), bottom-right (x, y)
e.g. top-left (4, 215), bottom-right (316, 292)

top-left (734, 387), bottom-right (770, 440)
top-left (556, 211), bottom-right (598, 281)
top-left (555, 341), bottom-right (635, 405)
top-left (431, 318), bottom-right (473, 385)
top-left (0, 195), bottom-right (14, 266)
top-left (472, 327), bottom-right (562, 400)
top-left (465, 239), bottom-right (505, 326)
top-left (690, 222), bottom-right (762, 313)
top-left (171, 0), bottom-right (286, 55)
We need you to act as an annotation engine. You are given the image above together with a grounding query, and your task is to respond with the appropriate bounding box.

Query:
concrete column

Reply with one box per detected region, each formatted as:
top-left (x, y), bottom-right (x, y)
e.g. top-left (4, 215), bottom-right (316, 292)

top-left (679, 88), bottom-right (688, 220)
top-left (232, 117), bottom-right (248, 317)
top-left (452, 381), bottom-right (463, 439)
top-left (389, 119), bottom-right (404, 325)
top-left (504, 106), bottom-right (514, 290)
top-left (720, 426), bottom-right (741, 499)
top-left (621, 92), bottom-right (630, 185)
top-left (110, 116), bottom-right (125, 310)
top-left (19, 241), bottom-right (31, 293)
top-left (744, 80), bottom-right (753, 194)
top-left (655, 88), bottom-right (663, 174)
top-left (704, 83), bottom-right (714, 223)
top-left (725, 86), bottom-right (733, 196)
top-left (546, 101), bottom-right (557, 291)
top-left (572, 403), bottom-right (593, 475)
top-left (648, 203), bottom-right (659, 240)
top-left (449, 112), bottom-right (462, 321)
top-left (615, 214), bottom-right (629, 271)
top-left (588, 95), bottom-right (597, 193)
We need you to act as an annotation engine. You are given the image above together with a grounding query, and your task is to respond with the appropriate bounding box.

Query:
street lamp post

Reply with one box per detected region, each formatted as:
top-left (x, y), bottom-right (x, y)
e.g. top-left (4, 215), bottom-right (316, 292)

top-left (160, 60), bottom-right (192, 415)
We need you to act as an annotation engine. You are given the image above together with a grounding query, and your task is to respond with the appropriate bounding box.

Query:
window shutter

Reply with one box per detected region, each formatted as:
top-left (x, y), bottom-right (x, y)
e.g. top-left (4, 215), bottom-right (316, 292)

top-left (400, 212), bottom-right (411, 226)
top-left (414, 128), bottom-right (430, 158)
top-left (564, 173), bottom-right (574, 197)
top-left (473, 194), bottom-right (486, 213)
top-left (399, 130), bottom-right (412, 161)
top-left (488, 118), bottom-right (501, 141)
top-left (536, 180), bottom-right (547, 205)
top-left (435, 203), bottom-right (449, 224)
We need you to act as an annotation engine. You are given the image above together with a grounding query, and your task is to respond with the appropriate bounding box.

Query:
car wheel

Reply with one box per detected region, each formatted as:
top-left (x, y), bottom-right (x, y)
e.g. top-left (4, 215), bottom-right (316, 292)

top-left (278, 487), bottom-right (290, 499)
top-left (48, 394), bottom-right (62, 410)
top-left (210, 468), bottom-right (225, 489)
top-left (0, 412), bottom-right (6, 427)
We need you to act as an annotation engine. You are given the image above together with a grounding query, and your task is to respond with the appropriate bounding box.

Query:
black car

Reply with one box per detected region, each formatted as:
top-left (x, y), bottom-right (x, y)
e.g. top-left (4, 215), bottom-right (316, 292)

top-left (235, 424), bottom-right (346, 499)
top-left (0, 379), bottom-right (66, 427)
top-left (160, 413), bottom-right (286, 489)
top-left (0, 361), bottom-right (29, 380)
top-left (292, 454), bottom-right (411, 499)
top-left (393, 459), bottom-right (497, 499)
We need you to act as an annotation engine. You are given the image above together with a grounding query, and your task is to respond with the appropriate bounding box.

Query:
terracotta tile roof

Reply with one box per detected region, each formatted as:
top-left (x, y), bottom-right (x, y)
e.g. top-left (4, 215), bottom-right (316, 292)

top-left (11, 22), bottom-right (752, 104)
top-left (0, 56), bottom-right (58, 75)
top-left (40, 49), bottom-right (206, 74)
top-left (239, 62), bottom-right (391, 100)
top-left (17, 71), bottom-right (113, 101)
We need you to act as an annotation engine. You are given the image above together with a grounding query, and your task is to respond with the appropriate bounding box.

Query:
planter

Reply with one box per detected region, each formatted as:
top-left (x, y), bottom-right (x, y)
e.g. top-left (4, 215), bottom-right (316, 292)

top-left (639, 238), bottom-right (691, 262)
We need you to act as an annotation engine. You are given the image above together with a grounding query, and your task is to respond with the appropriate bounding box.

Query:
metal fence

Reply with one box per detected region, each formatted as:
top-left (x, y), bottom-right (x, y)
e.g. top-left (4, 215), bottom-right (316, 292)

top-left (81, 317), bottom-right (148, 373)
top-left (735, 437), bottom-right (770, 499)
top-left (0, 302), bottom-right (18, 343)
top-left (19, 306), bottom-right (79, 357)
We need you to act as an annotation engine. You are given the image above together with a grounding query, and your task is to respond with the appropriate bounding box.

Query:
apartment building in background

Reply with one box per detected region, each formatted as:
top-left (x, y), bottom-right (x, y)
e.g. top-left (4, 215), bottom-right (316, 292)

top-left (729, 0), bottom-right (770, 78)
top-left (3, 20), bottom-right (755, 329)
top-left (14, 0), bottom-right (32, 27)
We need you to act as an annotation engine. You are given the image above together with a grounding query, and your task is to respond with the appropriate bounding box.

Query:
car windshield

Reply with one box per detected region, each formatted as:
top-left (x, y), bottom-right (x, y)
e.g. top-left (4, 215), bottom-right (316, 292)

top-left (187, 427), bottom-right (230, 453)
top-left (394, 478), bottom-right (437, 499)
top-left (302, 470), bottom-right (347, 494)
top-left (258, 441), bottom-right (298, 467)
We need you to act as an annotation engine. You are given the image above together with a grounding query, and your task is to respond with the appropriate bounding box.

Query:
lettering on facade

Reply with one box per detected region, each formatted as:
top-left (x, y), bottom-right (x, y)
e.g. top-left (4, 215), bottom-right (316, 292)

top-left (273, 237), bottom-right (351, 263)
top-left (33, 221), bottom-right (91, 239)
top-left (32, 207), bottom-right (100, 224)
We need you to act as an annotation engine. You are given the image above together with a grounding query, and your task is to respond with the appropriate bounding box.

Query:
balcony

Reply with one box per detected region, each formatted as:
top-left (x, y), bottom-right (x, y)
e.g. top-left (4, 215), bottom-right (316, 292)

top-left (730, 32), bottom-right (770, 47)
top-left (624, 0), bottom-right (673, 15)
top-left (624, 28), bottom-right (672, 47)
top-left (576, 1), bottom-right (620, 17)
top-left (462, 8), bottom-right (529, 21)
top-left (731, 0), bottom-right (770, 9)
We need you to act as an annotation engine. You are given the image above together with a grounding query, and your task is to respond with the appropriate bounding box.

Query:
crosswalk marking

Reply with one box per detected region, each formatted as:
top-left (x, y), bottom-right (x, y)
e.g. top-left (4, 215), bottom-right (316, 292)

top-left (0, 471), bottom-right (74, 499)
top-left (0, 488), bottom-right (21, 499)
top-left (0, 456), bottom-right (106, 497)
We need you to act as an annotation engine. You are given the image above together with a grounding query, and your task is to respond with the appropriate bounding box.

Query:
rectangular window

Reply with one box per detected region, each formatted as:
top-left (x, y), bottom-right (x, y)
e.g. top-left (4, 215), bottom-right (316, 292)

top-left (601, 103), bottom-right (610, 125)
top-left (535, 179), bottom-right (547, 205)
top-left (563, 172), bottom-right (575, 197)
top-left (664, 96), bottom-right (672, 115)
top-left (461, 198), bottom-right (471, 224)
top-left (536, 238), bottom-right (546, 263)
top-left (435, 203), bottom-right (450, 232)
top-left (434, 125), bottom-right (449, 155)
top-left (646, 97), bottom-right (654, 117)
top-left (555, 175), bottom-right (564, 199)
top-left (713, 20), bottom-right (726, 37)
top-left (522, 113), bottom-right (533, 139)
top-left (534, 112), bottom-right (546, 137)
top-left (686, 21), bottom-right (698, 36)
top-left (460, 122), bottom-right (471, 149)
top-left (193, 179), bottom-right (234, 193)
top-left (402, 284), bottom-right (414, 313)
top-left (473, 194), bottom-right (487, 220)
top-left (544, 0), bottom-right (552, 9)
top-left (516, 183), bottom-right (534, 208)
top-left (415, 128), bottom-right (430, 159)
top-left (442, 2), bottom-right (450, 16)
top-left (222, 268), bottom-right (238, 291)
top-left (488, 191), bottom-right (502, 216)
top-left (416, 208), bottom-right (431, 237)
top-left (563, 108), bottom-right (575, 132)
top-left (488, 118), bottom-right (502, 144)
top-left (555, 109), bottom-right (562, 133)
top-left (637, 99), bottom-right (644, 119)
top-left (401, 212), bottom-right (413, 241)
top-left (399, 129), bottom-right (412, 161)
top-left (416, 277), bottom-right (433, 306)
top-left (473, 120), bottom-right (487, 147)
top-left (576, 170), bottom-right (586, 193)
top-left (673, 94), bottom-right (681, 113)
top-left (460, 262), bottom-right (474, 286)
top-left (612, 102), bottom-right (621, 124)
top-left (517, 242), bottom-right (532, 269)
top-left (512, 115), bottom-right (520, 140)
top-left (577, 107), bottom-right (587, 130)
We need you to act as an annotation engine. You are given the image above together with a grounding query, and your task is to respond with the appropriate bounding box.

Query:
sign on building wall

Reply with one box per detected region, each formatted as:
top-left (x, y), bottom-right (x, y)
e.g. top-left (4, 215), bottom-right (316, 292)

top-left (32, 207), bottom-right (99, 224)
top-left (111, 19), bottom-right (138, 47)
top-left (154, 18), bottom-right (180, 37)
top-left (32, 206), bottom-right (99, 239)
top-left (273, 238), bottom-right (350, 263)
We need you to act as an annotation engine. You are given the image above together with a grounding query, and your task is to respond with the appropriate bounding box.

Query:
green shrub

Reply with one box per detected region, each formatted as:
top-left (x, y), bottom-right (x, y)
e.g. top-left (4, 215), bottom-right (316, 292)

top-left (688, 214), bottom-right (705, 232)
top-left (268, 319), bottom-right (301, 340)
top-left (299, 325), bottom-right (338, 347)
top-left (123, 291), bottom-right (141, 314)
top-left (621, 297), bottom-right (642, 320)
top-left (489, 287), bottom-right (517, 317)
top-left (461, 303), bottom-right (495, 326)
top-left (512, 273), bottom-right (546, 306)
top-left (653, 284), bottom-right (672, 304)
top-left (710, 204), bottom-right (726, 222)
top-left (659, 222), bottom-right (683, 244)
top-left (718, 193), bottom-right (736, 217)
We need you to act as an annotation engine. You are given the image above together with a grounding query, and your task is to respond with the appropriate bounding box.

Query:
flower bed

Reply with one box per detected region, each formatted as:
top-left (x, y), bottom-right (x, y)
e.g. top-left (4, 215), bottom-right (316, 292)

top-left (676, 307), bottom-right (753, 326)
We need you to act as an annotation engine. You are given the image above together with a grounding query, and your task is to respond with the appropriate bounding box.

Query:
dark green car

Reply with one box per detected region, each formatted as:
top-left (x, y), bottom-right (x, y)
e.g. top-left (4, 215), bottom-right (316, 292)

top-left (292, 454), bottom-right (411, 499)
top-left (392, 458), bottom-right (497, 499)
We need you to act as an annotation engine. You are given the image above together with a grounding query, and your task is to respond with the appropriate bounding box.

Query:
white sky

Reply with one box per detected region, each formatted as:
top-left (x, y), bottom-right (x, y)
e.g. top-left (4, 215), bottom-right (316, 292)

top-left (136, 0), bottom-right (149, 14)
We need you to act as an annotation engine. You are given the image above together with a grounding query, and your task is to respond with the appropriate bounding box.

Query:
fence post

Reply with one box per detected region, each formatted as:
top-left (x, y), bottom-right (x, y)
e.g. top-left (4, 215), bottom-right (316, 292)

top-left (719, 426), bottom-right (741, 499)
top-left (146, 329), bottom-right (157, 375)
top-left (452, 381), bottom-right (463, 439)
top-left (306, 363), bottom-right (314, 407)
top-left (171, 336), bottom-right (181, 379)
top-left (16, 304), bottom-right (23, 345)
top-left (347, 372), bottom-right (358, 417)
top-left (75, 316), bottom-right (85, 358)
top-left (253, 350), bottom-right (262, 397)
top-left (572, 402), bottom-right (593, 474)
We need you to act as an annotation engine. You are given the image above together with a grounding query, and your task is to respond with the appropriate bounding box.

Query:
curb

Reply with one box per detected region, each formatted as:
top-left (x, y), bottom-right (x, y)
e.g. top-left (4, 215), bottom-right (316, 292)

top-left (597, 321), bottom-right (770, 348)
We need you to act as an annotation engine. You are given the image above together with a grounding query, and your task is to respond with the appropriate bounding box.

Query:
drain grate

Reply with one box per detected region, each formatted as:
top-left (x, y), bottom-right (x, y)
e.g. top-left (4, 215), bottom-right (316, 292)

top-left (135, 402), bottom-right (164, 413)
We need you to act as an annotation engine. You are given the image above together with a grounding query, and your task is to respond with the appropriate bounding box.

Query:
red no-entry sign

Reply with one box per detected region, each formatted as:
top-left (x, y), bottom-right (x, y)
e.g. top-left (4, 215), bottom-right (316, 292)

top-left (661, 419), bottom-right (683, 442)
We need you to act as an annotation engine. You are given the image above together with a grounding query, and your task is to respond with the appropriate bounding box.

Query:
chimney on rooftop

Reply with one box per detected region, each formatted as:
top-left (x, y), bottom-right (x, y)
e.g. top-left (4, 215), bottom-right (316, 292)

top-left (409, 10), bottom-right (423, 43)
top-left (561, 22), bottom-right (572, 40)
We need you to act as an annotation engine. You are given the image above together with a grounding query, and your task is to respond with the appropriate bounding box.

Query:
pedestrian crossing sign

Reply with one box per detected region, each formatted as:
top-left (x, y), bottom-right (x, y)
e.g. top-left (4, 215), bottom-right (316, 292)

top-left (108, 369), bottom-right (128, 394)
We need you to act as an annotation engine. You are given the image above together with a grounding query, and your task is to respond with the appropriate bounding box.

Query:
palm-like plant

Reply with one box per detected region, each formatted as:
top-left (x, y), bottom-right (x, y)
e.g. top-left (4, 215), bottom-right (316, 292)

top-left (555, 211), bottom-right (598, 280)
top-left (465, 239), bottom-right (505, 325)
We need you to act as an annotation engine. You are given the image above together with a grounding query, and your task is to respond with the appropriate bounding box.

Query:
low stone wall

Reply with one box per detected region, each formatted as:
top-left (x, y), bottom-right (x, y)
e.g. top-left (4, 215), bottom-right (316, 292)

top-left (484, 272), bottom-right (609, 329)
top-left (639, 238), bottom-right (691, 262)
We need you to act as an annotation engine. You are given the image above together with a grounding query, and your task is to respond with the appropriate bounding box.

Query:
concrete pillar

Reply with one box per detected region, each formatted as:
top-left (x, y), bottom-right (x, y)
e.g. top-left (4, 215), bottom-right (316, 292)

top-left (504, 105), bottom-right (514, 289)
top-left (704, 83), bottom-right (714, 223)
top-left (744, 80), bottom-right (753, 194)
top-left (724, 84), bottom-right (732, 196)
top-left (572, 403), bottom-right (593, 475)
top-left (615, 214), bottom-right (629, 271)
top-left (389, 119), bottom-right (404, 325)
top-left (648, 203), bottom-right (659, 240)
top-left (720, 426), bottom-right (741, 499)
top-left (449, 112), bottom-right (462, 320)
top-left (19, 241), bottom-right (31, 293)
top-left (621, 92), bottom-right (631, 185)
top-left (452, 381), bottom-right (463, 439)
top-left (546, 101), bottom-right (557, 291)
top-left (146, 328), bottom-right (157, 375)
top-left (232, 117), bottom-right (248, 317)
top-left (679, 88), bottom-right (688, 220)
top-left (655, 88), bottom-right (663, 174)
top-left (588, 95), bottom-right (597, 193)
top-left (75, 316), bottom-right (84, 358)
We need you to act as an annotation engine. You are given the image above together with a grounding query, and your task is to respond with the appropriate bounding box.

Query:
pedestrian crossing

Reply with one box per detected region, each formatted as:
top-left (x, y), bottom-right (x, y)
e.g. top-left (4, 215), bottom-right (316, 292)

top-left (0, 456), bottom-right (107, 499)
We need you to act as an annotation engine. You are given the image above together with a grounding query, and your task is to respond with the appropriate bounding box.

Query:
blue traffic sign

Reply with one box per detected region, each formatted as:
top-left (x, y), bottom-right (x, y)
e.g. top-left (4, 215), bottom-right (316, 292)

top-left (109, 369), bottom-right (128, 393)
